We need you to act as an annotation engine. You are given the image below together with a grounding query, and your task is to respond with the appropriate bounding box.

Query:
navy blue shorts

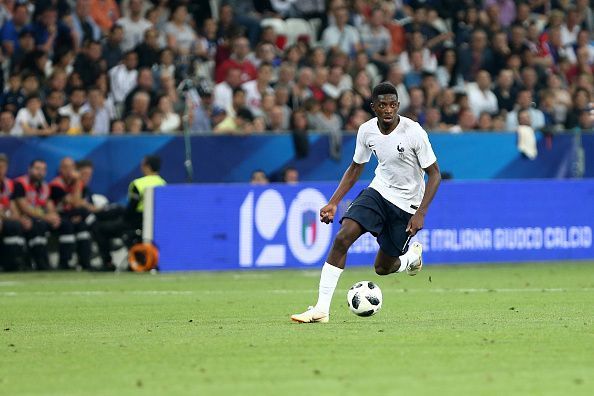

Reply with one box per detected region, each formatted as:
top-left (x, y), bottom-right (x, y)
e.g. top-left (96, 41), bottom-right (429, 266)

top-left (341, 188), bottom-right (413, 257)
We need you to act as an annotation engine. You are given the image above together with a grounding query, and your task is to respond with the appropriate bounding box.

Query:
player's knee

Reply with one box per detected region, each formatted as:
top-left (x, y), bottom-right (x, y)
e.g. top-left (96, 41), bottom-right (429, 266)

top-left (374, 265), bottom-right (390, 276)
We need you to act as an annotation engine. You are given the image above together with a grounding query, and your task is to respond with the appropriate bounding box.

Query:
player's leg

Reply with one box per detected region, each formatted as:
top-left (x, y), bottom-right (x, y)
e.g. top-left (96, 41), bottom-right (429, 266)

top-left (26, 219), bottom-right (50, 270)
top-left (74, 220), bottom-right (92, 270)
top-left (374, 203), bottom-right (424, 276)
top-left (291, 219), bottom-right (366, 323)
top-left (0, 220), bottom-right (27, 271)
top-left (56, 218), bottom-right (76, 270)
top-left (373, 242), bottom-right (423, 276)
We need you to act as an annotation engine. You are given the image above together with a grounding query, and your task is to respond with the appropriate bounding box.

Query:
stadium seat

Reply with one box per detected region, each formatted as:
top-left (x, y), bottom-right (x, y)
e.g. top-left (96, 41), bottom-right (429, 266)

top-left (285, 18), bottom-right (315, 46)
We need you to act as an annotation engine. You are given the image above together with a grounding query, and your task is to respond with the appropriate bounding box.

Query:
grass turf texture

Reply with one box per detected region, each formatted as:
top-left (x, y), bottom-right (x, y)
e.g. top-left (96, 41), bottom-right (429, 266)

top-left (1, 262), bottom-right (593, 396)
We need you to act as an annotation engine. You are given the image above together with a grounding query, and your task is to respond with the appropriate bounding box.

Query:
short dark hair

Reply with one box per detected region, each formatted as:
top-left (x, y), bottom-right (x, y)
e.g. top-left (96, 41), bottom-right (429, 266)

top-left (143, 155), bottom-right (161, 172)
top-left (30, 158), bottom-right (46, 167)
top-left (76, 159), bottom-right (93, 169)
top-left (372, 82), bottom-right (399, 101)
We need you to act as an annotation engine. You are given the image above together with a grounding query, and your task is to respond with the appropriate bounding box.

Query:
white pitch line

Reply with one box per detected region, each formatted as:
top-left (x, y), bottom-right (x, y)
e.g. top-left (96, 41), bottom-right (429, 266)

top-left (0, 288), bottom-right (593, 297)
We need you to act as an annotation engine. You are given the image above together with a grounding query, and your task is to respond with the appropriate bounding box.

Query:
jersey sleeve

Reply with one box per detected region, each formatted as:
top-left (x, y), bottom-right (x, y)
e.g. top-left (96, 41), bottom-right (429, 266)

top-left (353, 127), bottom-right (372, 164)
top-left (11, 181), bottom-right (25, 200)
top-left (415, 125), bottom-right (437, 169)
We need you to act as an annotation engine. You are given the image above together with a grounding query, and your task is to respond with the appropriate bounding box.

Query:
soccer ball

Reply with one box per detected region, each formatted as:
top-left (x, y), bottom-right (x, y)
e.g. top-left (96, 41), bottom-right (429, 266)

top-left (347, 281), bottom-right (383, 317)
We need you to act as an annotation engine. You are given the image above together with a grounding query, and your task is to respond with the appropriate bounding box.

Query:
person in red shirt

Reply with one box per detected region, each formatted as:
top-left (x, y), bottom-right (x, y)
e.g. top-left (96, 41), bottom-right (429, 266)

top-left (12, 159), bottom-right (61, 270)
top-left (0, 154), bottom-right (28, 271)
top-left (49, 157), bottom-right (93, 270)
top-left (215, 36), bottom-right (257, 84)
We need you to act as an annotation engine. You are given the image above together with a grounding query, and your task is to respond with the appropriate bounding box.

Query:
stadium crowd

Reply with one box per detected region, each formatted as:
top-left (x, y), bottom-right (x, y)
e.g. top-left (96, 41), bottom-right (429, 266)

top-left (0, 0), bottom-right (590, 139)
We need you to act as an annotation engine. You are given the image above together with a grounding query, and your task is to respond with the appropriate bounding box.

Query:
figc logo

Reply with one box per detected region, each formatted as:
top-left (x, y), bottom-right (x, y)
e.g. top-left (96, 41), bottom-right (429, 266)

top-left (239, 188), bottom-right (333, 267)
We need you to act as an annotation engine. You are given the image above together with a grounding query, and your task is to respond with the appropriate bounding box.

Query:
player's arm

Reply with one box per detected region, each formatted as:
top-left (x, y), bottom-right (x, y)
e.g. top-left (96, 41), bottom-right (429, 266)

top-left (406, 161), bottom-right (441, 236)
top-left (320, 161), bottom-right (365, 224)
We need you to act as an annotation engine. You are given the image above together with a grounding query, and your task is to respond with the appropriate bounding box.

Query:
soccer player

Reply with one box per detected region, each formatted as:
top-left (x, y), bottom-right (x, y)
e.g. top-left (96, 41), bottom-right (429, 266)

top-left (291, 82), bottom-right (441, 323)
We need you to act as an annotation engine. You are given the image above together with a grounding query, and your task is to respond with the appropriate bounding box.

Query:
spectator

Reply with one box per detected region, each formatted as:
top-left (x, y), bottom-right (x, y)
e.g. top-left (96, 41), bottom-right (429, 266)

top-left (148, 110), bottom-right (164, 133)
top-left (336, 90), bottom-right (357, 127)
top-left (1, 73), bottom-right (26, 114)
top-left (109, 50), bottom-right (138, 106)
top-left (14, 95), bottom-right (54, 136)
top-left (350, 51), bottom-right (379, 89)
top-left (164, 5), bottom-right (197, 56)
top-left (310, 96), bottom-right (342, 159)
top-left (290, 108), bottom-right (309, 158)
top-left (90, 0), bottom-right (120, 34)
top-left (321, 6), bottom-right (361, 57)
top-left (386, 64), bottom-right (410, 113)
top-left (135, 28), bottom-right (161, 68)
top-left (359, 7), bottom-right (396, 71)
top-left (493, 68), bottom-right (518, 113)
top-left (288, 67), bottom-right (314, 110)
top-left (560, 7), bottom-right (580, 47)
top-left (87, 86), bottom-right (114, 135)
top-left (438, 88), bottom-right (459, 127)
top-left (79, 111), bottom-right (96, 134)
top-left (57, 115), bottom-right (71, 134)
top-left (0, 3), bottom-right (30, 57)
top-left (102, 25), bottom-right (124, 70)
top-left (71, 0), bottom-right (102, 47)
top-left (403, 50), bottom-right (426, 89)
top-left (477, 112), bottom-right (494, 131)
top-left (126, 91), bottom-right (151, 130)
top-left (250, 169), bottom-right (269, 185)
top-left (282, 167), bottom-right (299, 184)
top-left (31, 7), bottom-right (73, 55)
top-left (242, 63), bottom-right (274, 117)
top-left (125, 114), bottom-right (144, 134)
top-left (154, 47), bottom-right (176, 79)
top-left (404, 87), bottom-right (426, 125)
top-left (451, 108), bottom-right (477, 132)
top-left (213, 106), bottom-right (254, 134)
top-left (43, 90), bottom-right (65, 130)
top-left (156, 95), bottom-right (181, 133)
top-left (565, 88), bottom-right (591, 129)
top-left (267, 106), bottom-right (287, 132)
top-left (215, 36), bottom-right (257, 84)
top-left (400, 31), bottom-right (438, 74)
top-left (110, 119), bottom-right (125, 134)
top-left (423, 107), bottom-right (444, 131)
top-left (435, 48), bottom-right (463, 90)
top-left (466, 70), bottom-right (499, 117)
top-left (59, 88), bottom-right (90, 131)
top-left (10, 31), bottom-right (36, 74)
top-left (213, 67), bottom-right (243, 115)
top-left (0, 111), bottom-right (17, 135)
top-left (73, 40), bottom-right (104, 87)
top-left (123, 68), bottom-right (155, 116)
top-left (116, 0), bottom-right (153, 52)
top-left (457, 29), bottom-right (493, 81)
top-left (506, 89), bottom-right (546, 131)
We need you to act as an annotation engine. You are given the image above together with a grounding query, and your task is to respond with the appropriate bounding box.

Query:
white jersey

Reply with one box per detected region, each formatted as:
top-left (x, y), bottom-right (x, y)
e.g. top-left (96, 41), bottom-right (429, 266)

top-left (353, 116), bottom-right (437, 214)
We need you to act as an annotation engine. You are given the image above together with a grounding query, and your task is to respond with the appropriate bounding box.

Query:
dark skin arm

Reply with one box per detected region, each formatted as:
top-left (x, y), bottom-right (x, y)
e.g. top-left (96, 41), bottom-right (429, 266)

top-left (406, 161), bottom-right (441, 236)
top-left (320, 161), bottom-right (365, 224)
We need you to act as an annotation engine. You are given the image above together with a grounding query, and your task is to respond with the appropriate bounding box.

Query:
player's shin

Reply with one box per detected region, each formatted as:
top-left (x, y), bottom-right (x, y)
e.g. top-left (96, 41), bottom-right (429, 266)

top-left (314, 262), bottom-right (343, 314)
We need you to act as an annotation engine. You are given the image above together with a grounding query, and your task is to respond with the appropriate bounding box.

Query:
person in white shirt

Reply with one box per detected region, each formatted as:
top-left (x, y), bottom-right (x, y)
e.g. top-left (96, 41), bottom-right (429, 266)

top-left (108, 51), bottom-right (139, 106)
top-left (88, 86), bottom-right (115, 135)
top-left (242, 63), bottom-right (274, 117)
top-left (321, 6), bottom-right (361, 56)
top-left (58, 88), bottom-right (90, 131)
top-left (465, 70), bottom-right (499, 118)
top-left (506, 89), bottom-right (546, 131)
top-left (13, 95), bottom-right (55, 136)
top-left (291, 82), bottom-right (441, 323)
top-left (156, 94), bottom-right (181, 133)
top-left (116, 0), bottom-right (153, 52)
top-left (213, 67), bottom-right (242, 117)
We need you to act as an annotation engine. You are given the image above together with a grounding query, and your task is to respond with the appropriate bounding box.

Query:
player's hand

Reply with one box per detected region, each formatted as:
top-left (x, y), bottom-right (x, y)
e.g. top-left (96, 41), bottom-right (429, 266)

top-left (45, 213), bottom-right (61, 229)
top-left (406, 212), bottom-right (425, 236)
top-left (19, 217), bottom-right (33, 231)
top-left (320, 203), bottom-right (337, 224)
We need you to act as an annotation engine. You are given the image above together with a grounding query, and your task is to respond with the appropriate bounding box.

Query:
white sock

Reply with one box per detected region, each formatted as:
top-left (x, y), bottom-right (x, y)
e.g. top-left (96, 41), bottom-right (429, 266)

top-left (396, 250), bottom-right (418, 272)
top-left (314, 263), bottom-right (343, 314)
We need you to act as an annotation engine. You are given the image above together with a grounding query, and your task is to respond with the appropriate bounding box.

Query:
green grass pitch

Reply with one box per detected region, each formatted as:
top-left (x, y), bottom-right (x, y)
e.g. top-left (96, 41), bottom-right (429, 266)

top-left (1, 262), bottom-right (593, 395)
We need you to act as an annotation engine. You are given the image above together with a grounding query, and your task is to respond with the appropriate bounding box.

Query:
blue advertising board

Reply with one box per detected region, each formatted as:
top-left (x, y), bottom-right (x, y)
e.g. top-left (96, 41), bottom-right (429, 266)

top-left (153, 180), bottom-right (594, 271)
